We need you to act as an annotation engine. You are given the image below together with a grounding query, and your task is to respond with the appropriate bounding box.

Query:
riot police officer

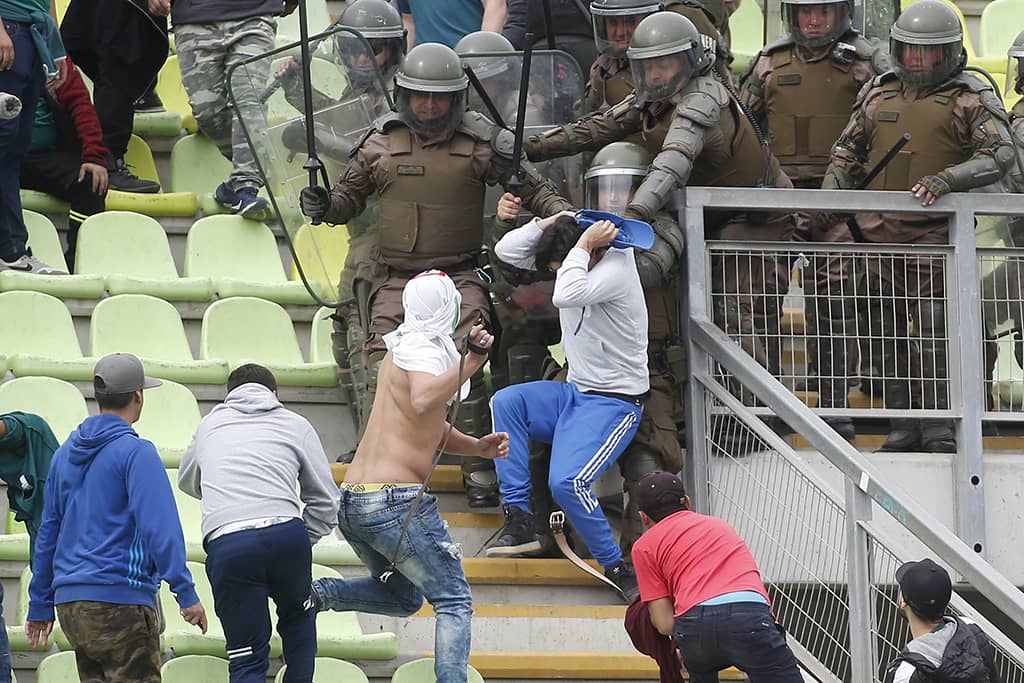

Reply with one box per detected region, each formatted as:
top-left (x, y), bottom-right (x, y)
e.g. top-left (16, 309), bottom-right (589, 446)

top-left (455, 31), bottom-right (522, 123)
top-left (585, 0), bottom-right (727, 114)
top-left (824, 0), bottom-right (1016, 452)
top-left (739, 0), bottom-right (889, 440)
top-left (299, 43), bottom-right (571, 506)
top-left (1008, 32), bottom-right (1024, 167)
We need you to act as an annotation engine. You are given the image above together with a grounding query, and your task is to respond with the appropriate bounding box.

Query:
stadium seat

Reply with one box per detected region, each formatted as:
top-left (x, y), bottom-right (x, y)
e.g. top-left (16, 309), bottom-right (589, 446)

top-left (169, 134), bottom-right (233, 215)
top-left (290, 223), bottom-right (349, 302)
top-left (980, 0), bottom-right (1024, 59)
top-left (18, 190), bottom-right (68, 215)
top-left (275, 657), bottom-right (369, 683)
top-left (7, 566), bottom-right (72, 652)
top-left (75, 212), bottom-right (214, 301)
top-left (199, 298), bottom-right (337, 386)
top-left (309, 307), bottom-right (335, 364)
top-left (727, 0), bottom-right (764, 75)
top-left (35, 651), bottom-right (79, 682)
top-left (390, 658), bottom-right (485, 683)
top-left (0, 211), bottom-right (106, 298)
top-left (160, 561), bottom-right (239, 657)
top-left (134, 381), bottom-right (201, 467)
top-left (185, 215), bottom-right (316, 305)
top-left (310, 564), bottom-right (398, 659)
top-left (0, 292), bottom-right (96, 381)
top-left (155, 55), bottom-right (198, 134)
top-left (89, 294), bottom-right (229, 385)
top-left (161, 655), bottom-right (230, 683)
top-left (0, 376), bottom-right (88, 444)
top-left (167, 469), bottom-right (205, 560)
top-left (104, 136), bottom-right (200, 218)
top-left (275, 0), bottom-right (333, 45)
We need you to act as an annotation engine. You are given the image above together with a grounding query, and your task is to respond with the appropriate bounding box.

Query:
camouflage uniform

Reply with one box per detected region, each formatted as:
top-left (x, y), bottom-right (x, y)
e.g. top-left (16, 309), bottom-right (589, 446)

top-left (740, 24), bottom-right (887, 437)
top-left (56, 601), bottom-right (162, 683)
top-left (824, 69), bottom-right (1015, 450)
top-left (175, 16), bottom-right (278, 191)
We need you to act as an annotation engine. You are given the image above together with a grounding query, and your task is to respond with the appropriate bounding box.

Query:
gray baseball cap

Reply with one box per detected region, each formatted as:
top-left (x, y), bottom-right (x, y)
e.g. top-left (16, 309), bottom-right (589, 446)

top-left (93, 353), bottom-right (162, 395)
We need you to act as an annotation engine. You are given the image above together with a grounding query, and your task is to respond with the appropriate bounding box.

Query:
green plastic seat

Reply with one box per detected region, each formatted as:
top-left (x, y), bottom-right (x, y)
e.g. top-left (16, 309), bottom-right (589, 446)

top-left (160, 655), bottom-right (229, 683)
top-left (89, 294), bottom-right (229, 385)
top-left (35, 651), bottom-right (79, 682)
top-left (160, 560), bottom-right (240, 656)
top-left (290, 223), bottom-right (349, 303)
top-left (391, 658), bottom-right (485, 683)
top-left (167, 469), bottom-right (205, 560)
top-left (0, 376), bottom-right (88, 443)
top-left (0, 292), bottom-right (96, 381)
top-left (9, 566), bottom-right (71, 652)
top-left (310, 307), bottom-right (335, 364)
top-left (980, 0), bottom-right (1024, 59)
top-left (275, 0), bottom-right (333, 45)
top-left (75, 212), bottom-right (213, 301)
top-left (310, 564), bottom-right (398, 659)
top-left (200, 297), bottom-right (337, 386)
top-left (275, 658), bottom-right (369, 683)
top-left (135, 381), bottom-right (201, 467)
top-left (0, 212), bottom-right (106, 298)
top-left (169, 134), bottom-right (232, 210)
top-left (0, 374), bottom-right (88, 444)
top-left (186, 215), bottom-right (315, 305)
top-left (19, 190), bottom-right (69, 215)
top-left (133, 109), bottom-right (184, 139)
top-left (155, 55), bottom-right (198, 134)
top-left (726, 0), bottom-right (763, 75)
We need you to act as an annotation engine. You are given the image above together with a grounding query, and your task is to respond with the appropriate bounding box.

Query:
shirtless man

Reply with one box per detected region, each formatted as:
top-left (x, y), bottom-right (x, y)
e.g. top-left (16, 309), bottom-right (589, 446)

top-left (309, 270), bottom-right (508, 683)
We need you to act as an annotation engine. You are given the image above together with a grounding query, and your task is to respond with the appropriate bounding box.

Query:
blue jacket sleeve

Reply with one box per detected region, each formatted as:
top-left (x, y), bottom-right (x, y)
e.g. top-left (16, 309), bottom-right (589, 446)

top-left (126, 443), bottom-right (199, 609)
top-left (27, 463), bottom-right (62, 622)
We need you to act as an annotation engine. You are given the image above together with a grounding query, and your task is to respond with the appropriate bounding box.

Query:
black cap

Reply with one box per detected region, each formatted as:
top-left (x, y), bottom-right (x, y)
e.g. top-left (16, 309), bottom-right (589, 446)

top-left (896, 559), bottom-right (952, 620)
top-left (635, 471), bottom-right (687, 520)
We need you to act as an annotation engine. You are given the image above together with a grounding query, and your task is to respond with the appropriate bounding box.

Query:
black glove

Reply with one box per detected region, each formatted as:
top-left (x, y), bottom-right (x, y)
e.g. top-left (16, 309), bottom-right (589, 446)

top-left (300, 185), bottom-right (331, 222)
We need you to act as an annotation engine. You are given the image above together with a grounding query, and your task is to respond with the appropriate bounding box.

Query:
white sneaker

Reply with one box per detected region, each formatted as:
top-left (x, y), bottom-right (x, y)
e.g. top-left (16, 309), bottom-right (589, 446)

top-left (0, 253), bottom-right (67, 275)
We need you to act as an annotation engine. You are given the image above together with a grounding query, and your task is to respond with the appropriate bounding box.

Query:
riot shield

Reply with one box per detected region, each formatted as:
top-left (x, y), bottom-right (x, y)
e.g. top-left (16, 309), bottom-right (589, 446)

top-left (465, 50), bottom-right (587, 210)
top-left (228, 27), bottom-right (393, 306)
top-left (763, 0), bottom-right (899, 47)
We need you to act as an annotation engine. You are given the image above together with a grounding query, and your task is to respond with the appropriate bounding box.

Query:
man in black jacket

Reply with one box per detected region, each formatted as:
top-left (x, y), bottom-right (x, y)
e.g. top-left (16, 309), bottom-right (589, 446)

top-left (885, 559), bottom-right (1001, 683)
top-left (502, 0), bottom-right (596, 74)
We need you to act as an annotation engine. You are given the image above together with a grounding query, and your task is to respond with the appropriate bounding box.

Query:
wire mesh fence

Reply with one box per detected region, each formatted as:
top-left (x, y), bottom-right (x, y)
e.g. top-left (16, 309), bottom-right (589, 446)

top-left (707, 242), bottom-right (955, 418)
top-left (980, 248), bottom-right (1024, 415)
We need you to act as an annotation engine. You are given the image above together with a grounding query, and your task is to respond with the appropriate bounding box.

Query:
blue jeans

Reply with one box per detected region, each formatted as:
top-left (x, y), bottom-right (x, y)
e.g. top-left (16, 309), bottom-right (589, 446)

top-left (673, 603), bottom-right (803, 683)
top-left (205, 519), bottom-right (316, 683)
top-left (0, 20), bottom-right (44, 261)
top-left (491, 381), bottom-right (642, 568)
top-left (313, 488), bottom-right (472, 683)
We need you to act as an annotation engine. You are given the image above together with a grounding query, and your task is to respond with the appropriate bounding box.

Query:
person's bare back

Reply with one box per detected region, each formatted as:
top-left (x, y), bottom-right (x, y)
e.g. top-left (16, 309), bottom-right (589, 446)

top-left (345, 323), bottom-right (509, 486)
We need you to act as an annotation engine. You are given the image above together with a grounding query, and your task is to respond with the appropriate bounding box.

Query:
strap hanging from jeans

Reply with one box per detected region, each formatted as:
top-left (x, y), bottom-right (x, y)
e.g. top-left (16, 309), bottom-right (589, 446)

top-left (549, 511), bottom-right (626, 599)
top-left (378, 335), bottom-right (470, 584)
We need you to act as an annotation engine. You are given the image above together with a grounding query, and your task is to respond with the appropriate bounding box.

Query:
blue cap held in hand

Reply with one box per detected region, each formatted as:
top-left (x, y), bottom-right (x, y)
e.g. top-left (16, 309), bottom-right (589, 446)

top-left (574, 209), bottom-right (655, 251)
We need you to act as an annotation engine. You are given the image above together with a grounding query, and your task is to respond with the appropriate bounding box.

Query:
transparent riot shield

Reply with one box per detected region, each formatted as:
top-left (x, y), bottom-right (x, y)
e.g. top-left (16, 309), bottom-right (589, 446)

top-left (228, 28), bottom-right (393, 306)
top-left (763, 0), bottom-right (899, 47)
top-left (465, 50), bottom-right (587, 211)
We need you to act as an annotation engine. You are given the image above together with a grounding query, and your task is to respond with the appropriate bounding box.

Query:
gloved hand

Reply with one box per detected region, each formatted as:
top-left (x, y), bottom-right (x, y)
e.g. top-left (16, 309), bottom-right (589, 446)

top-left (300, 185), bottom-right (332, 222)
top-left (522, 134), bottom-right (542, 161)
top-left (912, 172), bottom-right (953, 206)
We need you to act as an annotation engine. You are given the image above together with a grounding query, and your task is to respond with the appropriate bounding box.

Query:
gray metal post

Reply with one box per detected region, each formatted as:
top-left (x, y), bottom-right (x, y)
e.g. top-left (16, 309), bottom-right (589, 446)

top-left (949, 206), bottom-right (987, 556)
top-left (845, 479), bottom-right (877, 683)
top-left (680, 191), bottom-right (711, 514)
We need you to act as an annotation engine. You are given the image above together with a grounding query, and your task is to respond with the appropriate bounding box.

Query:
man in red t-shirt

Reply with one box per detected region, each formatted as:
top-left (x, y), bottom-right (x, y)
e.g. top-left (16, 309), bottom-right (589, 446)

top-left (630, 471), bottom-right (802, 683)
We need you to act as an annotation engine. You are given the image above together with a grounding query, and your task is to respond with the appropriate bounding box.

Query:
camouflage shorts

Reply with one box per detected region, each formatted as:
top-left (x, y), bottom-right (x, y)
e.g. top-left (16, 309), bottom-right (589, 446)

top-left (56, 601), bottom-right (161, 683)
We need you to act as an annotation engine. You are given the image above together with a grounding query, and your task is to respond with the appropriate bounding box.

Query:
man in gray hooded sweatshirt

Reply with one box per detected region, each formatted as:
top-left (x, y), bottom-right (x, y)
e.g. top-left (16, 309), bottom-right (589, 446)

top-left (179, 364), bottom-right (340, 683)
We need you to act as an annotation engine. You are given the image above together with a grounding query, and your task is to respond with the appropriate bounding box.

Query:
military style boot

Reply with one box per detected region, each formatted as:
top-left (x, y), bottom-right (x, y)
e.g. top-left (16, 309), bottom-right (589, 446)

top-left (457, 371), bottom-right (500, 508)
top-left (877, 381), bottom-right (921, 452)
top-left (815, 295), bottom-right (856, 441)
top-left (919, 322), bottom-right (956, 453)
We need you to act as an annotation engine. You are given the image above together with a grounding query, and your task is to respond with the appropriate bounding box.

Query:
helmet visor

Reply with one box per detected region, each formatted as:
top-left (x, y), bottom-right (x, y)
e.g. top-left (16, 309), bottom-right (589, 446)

top-left (593, 8), bottom-right (658, 58)
top-left (336, 33), bottom-right (405, 87)
top-left (397, 87), bottom-right (466, 137)
top-left (585, 172), bottom-right (645, 214)
top-left (783, 1), bottom-right (850, 47)
top-left (630, 50), bottom-right (698, 102)
top-left (890, 39), bottom-right (963, 87)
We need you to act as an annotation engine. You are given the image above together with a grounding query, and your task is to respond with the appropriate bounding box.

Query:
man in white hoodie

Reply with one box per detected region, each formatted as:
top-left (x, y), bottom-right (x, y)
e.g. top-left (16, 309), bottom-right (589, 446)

top-left (178, 364), bottom-right (340, 683)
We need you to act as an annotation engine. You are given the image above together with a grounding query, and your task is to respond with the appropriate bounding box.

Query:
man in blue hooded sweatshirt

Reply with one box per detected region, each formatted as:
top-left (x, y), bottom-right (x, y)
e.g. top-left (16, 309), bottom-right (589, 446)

top-left (26, 353), bottom-right (208, 683)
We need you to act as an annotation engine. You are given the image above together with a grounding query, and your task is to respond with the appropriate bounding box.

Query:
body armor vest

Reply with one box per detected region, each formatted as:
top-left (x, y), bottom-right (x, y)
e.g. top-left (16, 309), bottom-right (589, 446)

top-left (866, 82), bottom-right (966, 191)
top-left (378, 125), bottom-right (486, 270)
top-left (765, 46), bottom-right (861, 167)
top-left (642, 85), bottom-right (768, 187)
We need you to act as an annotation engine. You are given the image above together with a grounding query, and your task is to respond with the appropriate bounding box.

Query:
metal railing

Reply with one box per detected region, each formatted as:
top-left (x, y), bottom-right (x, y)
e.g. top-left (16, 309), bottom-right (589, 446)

top-left (679, 187), bottom-right (1024, 682)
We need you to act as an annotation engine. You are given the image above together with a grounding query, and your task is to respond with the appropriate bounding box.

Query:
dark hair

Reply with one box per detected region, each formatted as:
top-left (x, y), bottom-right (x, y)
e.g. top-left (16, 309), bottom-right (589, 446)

top-left (227, 364), bottom-right (278, 393)
top-left (533, 215), bottom-right (582, 272)
top-left (96, 392), bottom-right (135, 411)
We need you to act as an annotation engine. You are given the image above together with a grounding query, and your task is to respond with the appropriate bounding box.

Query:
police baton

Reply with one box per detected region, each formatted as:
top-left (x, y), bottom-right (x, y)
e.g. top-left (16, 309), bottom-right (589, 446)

top-left (464, 64), bottom-right (508, 130)
top-left (296, 0), bottom-right (330, 225)
top-left (506, 34), bottom-right (534, 196)
top-left (857, 132), bottom-right (911, 190)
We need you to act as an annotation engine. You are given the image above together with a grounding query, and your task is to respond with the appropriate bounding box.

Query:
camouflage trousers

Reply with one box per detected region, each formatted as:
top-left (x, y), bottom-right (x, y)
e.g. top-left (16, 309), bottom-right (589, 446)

top-left (176, 16), bottom-right (277, 190)
top-left (56, 601), bottom-right (161, 683)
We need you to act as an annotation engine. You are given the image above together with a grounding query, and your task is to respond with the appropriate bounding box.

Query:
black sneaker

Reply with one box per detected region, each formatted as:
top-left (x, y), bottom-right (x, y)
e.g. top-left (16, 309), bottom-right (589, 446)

top-left (134, 88), bottom-right (165, 113)
top-left (486, 506), bottom-right (541, 557)
top-left (108, 158), bottom-right (160, 193)
top-left (605, 561), bottom-right (640, 603)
